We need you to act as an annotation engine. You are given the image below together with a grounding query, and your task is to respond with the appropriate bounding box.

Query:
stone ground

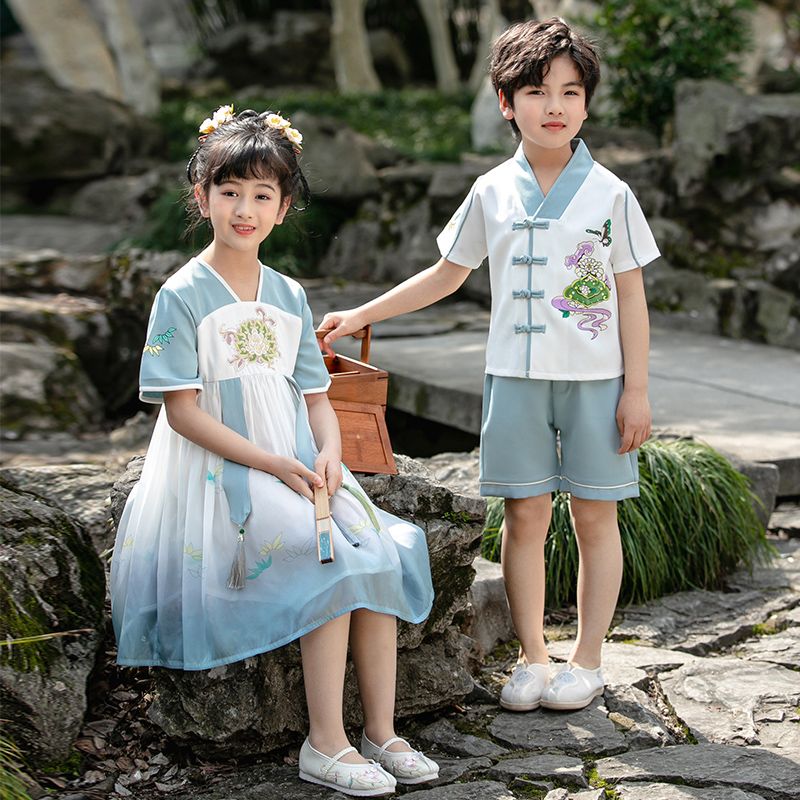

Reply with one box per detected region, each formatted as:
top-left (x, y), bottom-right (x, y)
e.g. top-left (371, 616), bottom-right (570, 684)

top-left (30, 435), bottom-right (799, 800)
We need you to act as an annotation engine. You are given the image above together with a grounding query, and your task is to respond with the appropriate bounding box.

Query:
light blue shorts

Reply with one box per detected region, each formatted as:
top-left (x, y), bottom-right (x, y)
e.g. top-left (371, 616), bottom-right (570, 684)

top-left (479, 375), bottom-right (639, 501)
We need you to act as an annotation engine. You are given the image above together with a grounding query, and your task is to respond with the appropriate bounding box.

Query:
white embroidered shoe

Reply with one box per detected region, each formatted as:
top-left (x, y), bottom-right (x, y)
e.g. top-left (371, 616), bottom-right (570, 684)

top-left (539, 662), bottom-right (605, 710)
top-left (298, 738), bottom-right (396, 796)
top-left (360, 733), bottom-right (439, 785)
top-left (499, 661), bottom-right (550, 711)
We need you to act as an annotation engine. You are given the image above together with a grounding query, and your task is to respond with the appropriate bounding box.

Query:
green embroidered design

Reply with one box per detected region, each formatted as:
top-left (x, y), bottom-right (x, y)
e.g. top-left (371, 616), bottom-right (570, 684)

top-left (349, 519), bottom-right (369, 535)
top-left (247, 534), bottom-right (283, 580)
top-left (143, 326), bottom-right (177, 356)
top-left (207, 463), bottom-right (223, 484)
top-left (586, 218), bottom-right (612, 247)
top-left (342, 483), bottom-right (382, 533)
top-left (184, 544), bottom-right (203, 562)
top-left (220, 307), bottom-right (279, 370)
top-left (564, 276), bottom-right (611, 307)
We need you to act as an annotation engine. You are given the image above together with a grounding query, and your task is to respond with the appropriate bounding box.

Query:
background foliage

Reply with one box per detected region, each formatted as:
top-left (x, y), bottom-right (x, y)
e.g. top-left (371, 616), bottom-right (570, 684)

top-left (482, 439), bottom-right (772, 608)
top-left (592, 0), bottom-right (755, 135)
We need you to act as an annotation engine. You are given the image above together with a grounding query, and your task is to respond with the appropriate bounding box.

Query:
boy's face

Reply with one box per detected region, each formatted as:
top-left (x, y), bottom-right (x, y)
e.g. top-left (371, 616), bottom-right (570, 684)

top-left (499, 54), bottom-right (588, 153)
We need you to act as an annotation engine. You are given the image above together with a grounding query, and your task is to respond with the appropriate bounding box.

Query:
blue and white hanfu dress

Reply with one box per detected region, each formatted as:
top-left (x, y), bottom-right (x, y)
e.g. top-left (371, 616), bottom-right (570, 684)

top-left (111, 257), bottom-right (434, 670)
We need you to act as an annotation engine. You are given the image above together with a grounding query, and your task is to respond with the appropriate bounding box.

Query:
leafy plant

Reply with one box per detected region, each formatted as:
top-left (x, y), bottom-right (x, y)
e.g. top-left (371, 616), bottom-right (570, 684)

top-left (0, 732), bottom-right (32, 800)
top-left (592, 0), bottom-right (754, 135)
top-left (481, 439), bottom-right (773, 607)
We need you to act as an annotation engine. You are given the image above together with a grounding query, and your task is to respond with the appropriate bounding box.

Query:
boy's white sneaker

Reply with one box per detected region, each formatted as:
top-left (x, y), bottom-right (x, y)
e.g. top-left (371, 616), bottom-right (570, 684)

top-left (299, 738), bottom-right (396, 796)
top-left (540, 662), bottom-right (605, 710)
top-left (499, 661), bottom-right (550, 711)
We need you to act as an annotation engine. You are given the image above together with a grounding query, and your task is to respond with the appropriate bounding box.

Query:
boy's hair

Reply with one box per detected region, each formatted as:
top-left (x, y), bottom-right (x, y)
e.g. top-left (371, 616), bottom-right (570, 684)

top-left (490, 17), bottom-right (600, 133)
top-left (186, 109), bottom-right (310, 231)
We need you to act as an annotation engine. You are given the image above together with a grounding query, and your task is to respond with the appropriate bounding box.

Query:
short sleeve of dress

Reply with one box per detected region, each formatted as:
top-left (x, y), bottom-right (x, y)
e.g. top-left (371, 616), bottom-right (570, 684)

top-left (292, 289), bottom-right (331, 395)
top-left (139, 287), bottom-right (202, 404)
top-left (610, 185), bottom-right (661, 274)
top-left (436, 181), bottom-right (488, 269)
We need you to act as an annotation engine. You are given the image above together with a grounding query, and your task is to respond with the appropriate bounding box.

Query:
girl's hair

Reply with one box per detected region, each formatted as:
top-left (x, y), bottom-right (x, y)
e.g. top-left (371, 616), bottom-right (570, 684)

top-left (489, 18), bottom-right (601, 134)
top-left (186, 108), bottom-right (310, 232)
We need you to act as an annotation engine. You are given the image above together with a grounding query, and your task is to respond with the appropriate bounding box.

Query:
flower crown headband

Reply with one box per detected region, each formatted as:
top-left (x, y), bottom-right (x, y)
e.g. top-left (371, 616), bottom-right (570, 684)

top-left (197, 104), bottom-right (303, 152)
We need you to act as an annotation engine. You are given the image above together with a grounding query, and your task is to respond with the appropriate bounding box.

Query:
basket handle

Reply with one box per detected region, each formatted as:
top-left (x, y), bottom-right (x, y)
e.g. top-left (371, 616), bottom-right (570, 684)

top-left (316, 325), bottom-right (372, 364)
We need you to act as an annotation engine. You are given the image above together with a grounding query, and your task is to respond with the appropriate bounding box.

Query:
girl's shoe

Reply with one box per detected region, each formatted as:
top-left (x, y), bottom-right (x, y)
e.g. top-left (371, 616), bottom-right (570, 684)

top-left (499, 661), bottom-right (550, 711)
top-left (539, 663), bottom-right (605, 710)
top-left (298, 738), bottom-right (396, 797)
top-left (360, 732), bottom-right (439, 785)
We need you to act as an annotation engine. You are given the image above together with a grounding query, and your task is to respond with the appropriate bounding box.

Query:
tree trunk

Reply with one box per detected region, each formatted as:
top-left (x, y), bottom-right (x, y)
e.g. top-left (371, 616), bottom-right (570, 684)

top-left (96, 0), bottom-right (160, 115)
top-left (417, 0), bottom-right (461, 93)
top-left (330, 0), bottom-right (381, 93)
top-left (6, 0), bottom-right (122, 101)
top-left (469, 0), bottom-right (504, 91)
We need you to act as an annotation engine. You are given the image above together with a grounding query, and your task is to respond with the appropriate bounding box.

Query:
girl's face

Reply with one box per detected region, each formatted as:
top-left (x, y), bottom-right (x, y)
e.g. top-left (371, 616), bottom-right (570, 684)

top-left (195, 175), bottom-right (291, 255)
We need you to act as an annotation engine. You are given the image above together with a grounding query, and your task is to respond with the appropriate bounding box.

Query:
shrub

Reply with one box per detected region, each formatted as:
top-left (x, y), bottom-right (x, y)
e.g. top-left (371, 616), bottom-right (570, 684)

top-left (592, 0), bottom-right (754, 136)
top-left (481, 439), bottom-right (773, 607)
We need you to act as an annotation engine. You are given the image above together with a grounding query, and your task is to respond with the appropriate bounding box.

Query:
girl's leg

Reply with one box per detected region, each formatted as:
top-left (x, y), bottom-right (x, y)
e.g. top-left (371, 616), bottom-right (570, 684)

top-left (568, 497), bottom-right (623, 669)
top-left (300, 612), bottom-right (367, 764)
top-left (349, 608), bottom-right (407, 753)
top-left (502, 493), bottom-right (553, 665)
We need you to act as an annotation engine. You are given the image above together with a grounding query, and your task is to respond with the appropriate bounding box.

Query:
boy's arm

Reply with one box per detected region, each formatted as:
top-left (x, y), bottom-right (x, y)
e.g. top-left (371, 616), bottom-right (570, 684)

top-left (319, 257), bottom-right (473, 348)
top-left (615, 267), bottom-right (652, 454)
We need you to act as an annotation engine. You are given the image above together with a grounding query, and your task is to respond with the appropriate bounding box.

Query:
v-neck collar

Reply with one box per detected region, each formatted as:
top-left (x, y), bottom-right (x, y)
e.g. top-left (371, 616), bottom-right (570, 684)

top-left (197, 257), bottom-right (264, 304)
top-left (513, 138), bottom-right (594, 220)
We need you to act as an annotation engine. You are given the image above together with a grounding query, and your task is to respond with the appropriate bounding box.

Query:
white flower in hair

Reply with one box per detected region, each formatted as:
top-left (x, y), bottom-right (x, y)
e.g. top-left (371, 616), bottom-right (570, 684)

top-left (199, 104), bottom-right (235, 134)
top-left (266, 113), bottom-right (291, 130)
top-left (286, 127), bottom-right (303, 149)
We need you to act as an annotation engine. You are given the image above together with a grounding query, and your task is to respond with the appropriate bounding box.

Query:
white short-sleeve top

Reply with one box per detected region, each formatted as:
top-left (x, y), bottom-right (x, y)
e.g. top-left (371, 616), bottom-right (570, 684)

top-left (436, 139), bottom-right (660, 381)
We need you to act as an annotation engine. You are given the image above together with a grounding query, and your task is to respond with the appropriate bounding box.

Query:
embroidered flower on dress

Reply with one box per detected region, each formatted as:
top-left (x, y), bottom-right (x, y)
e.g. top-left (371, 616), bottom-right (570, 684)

top-left (219, 307), bottom-right (280, 370)
top-left (143, 326), bottom-right (176, 357)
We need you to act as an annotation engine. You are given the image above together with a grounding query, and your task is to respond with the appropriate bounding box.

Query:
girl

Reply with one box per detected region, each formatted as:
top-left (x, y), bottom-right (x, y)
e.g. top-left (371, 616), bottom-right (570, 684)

top-left (110, 106), bottom-right (438, 797)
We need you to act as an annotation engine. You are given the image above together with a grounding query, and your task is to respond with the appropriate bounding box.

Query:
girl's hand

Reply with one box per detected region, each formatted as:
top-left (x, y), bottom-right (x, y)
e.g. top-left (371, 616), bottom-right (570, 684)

top-left (315, 449), bottom-right (343, 497)
top-left (269, 456), bottom-right (323, 501)
top-left (616, 388), bottom-right (652, 454)
top-left (318, 309), bottom-right (366, 355)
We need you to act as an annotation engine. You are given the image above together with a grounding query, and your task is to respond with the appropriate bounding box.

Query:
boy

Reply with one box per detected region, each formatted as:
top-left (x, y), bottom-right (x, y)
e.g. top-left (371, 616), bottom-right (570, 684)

top-left (319, 18), bottom-right (659, 712)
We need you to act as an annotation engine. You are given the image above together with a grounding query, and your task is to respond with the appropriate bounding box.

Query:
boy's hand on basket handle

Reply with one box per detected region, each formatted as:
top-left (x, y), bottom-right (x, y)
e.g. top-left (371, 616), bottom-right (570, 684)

top-left (318, 309), bottom-right (368, 356)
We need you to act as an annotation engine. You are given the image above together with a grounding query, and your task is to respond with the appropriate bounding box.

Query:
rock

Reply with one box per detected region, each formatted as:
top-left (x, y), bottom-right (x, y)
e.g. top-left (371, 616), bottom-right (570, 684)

top-left (290, 112), bottom-right (380, 201)
top-left (719, 453), bottom-right (779, 529)
top-left (464, 556), bottom-right (515, 657)
top-left (433, 756), bottom-right (493, 785)
top-left (417, 718), bottom-right (508, 758)
top-left (724, 538), bottom-right (800, 595)
top-left (205, 13), bottom-right (333, 89)
top-left (393, 781), bottom-right (514, 799)
top-left (0, 482), bottom-right (105, 768)
top-left (487, 754), bottom-right (588, 788)
top-left (470, 76), bottom-right (514, 152)
top-left (0, 248), bottom-right (110, 294)
top-left (110, 455), bottom-right (485, 755)
top-left (368, 28), bottom-right (412, 87)
top-left (419, 449), bottom-right (481, 498)
top-left (749, 200), bottom-right (800, 252)
top-left (0, 217), bottom-right (125, 258)
top-left (609, 583), bottom-right (799, 655)
top-left (0, 342), bottom-right (103, 439)
top-left (743, 280), bottom-right (797, 347)
top-left (488, 699), bottom-right (627, 756)
top-left (603, 684), bottom-right (677, 749)
top-left (769, 503), bottom-right (800, 537)
top-left (0, 464), bottom-right (114, 555)
top-left (0, 66), bottom-right (163, 186)
top-left (595, 743), bottom-right (800, 799)
top-left (659, 657), bottom-right (800, 755)
top-left (616, 784), bottom-right (768, 800)
top-left (672, 79), bottom-right (800, 201)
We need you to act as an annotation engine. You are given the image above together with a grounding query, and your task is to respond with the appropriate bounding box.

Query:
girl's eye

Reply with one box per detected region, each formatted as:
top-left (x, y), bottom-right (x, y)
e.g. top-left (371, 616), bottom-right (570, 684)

top-left (222, 190), bottom-right (237, 197)
top-left (257, 195), bottom-right (271, 201)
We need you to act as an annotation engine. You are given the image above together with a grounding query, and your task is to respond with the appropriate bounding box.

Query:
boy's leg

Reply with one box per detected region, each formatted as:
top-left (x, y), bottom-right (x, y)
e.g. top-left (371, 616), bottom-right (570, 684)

top-left (568, 497), bottom-right (623, 669)
top-left (300, 612), bottom-right (368, 764)
top-left (502, 493), bottom-right (553, 665)
top-left (349, 609), bottom-right (407, 753)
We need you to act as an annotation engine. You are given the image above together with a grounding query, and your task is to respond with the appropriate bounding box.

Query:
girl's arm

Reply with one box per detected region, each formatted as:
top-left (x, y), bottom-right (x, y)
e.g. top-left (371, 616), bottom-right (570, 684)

top-left (319, 257), bottom-right (473, 348)
top-left (615, 267), bottom-right (652, 454)
top-left (163, 389), bottom-right (323, 500)
top-left (304, 392), bottom-right (343, 496)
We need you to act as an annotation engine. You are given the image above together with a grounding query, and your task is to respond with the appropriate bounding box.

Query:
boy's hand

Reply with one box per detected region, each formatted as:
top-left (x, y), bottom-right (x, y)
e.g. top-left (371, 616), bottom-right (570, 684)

top-left (318, 309), bottom-right (366, 355)
top-left (314, 449), bottom-right (343, 497)
top-left (270, 456), bottom-right (324, 501)
top-left (616, 388), bottom-right (651, 454)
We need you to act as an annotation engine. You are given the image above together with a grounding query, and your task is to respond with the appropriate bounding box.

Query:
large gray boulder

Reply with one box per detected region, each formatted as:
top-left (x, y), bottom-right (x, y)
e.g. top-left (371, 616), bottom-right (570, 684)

top-left (0, 480), bottom-right (105, 768)
top-left (109, 454), bottom-right (485, 756)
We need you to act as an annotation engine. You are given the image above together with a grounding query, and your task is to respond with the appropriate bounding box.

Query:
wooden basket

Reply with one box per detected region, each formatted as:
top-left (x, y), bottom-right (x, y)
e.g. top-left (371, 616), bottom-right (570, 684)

top-left (317, 326), bottom-right (397, 475)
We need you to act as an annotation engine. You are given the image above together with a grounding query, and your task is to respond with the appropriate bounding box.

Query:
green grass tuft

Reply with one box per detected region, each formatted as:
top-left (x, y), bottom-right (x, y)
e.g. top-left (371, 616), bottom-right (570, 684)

top-left (481, 439), bottom-right (773, 607)
top-left (0, 733), bottom-right (33, 800)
